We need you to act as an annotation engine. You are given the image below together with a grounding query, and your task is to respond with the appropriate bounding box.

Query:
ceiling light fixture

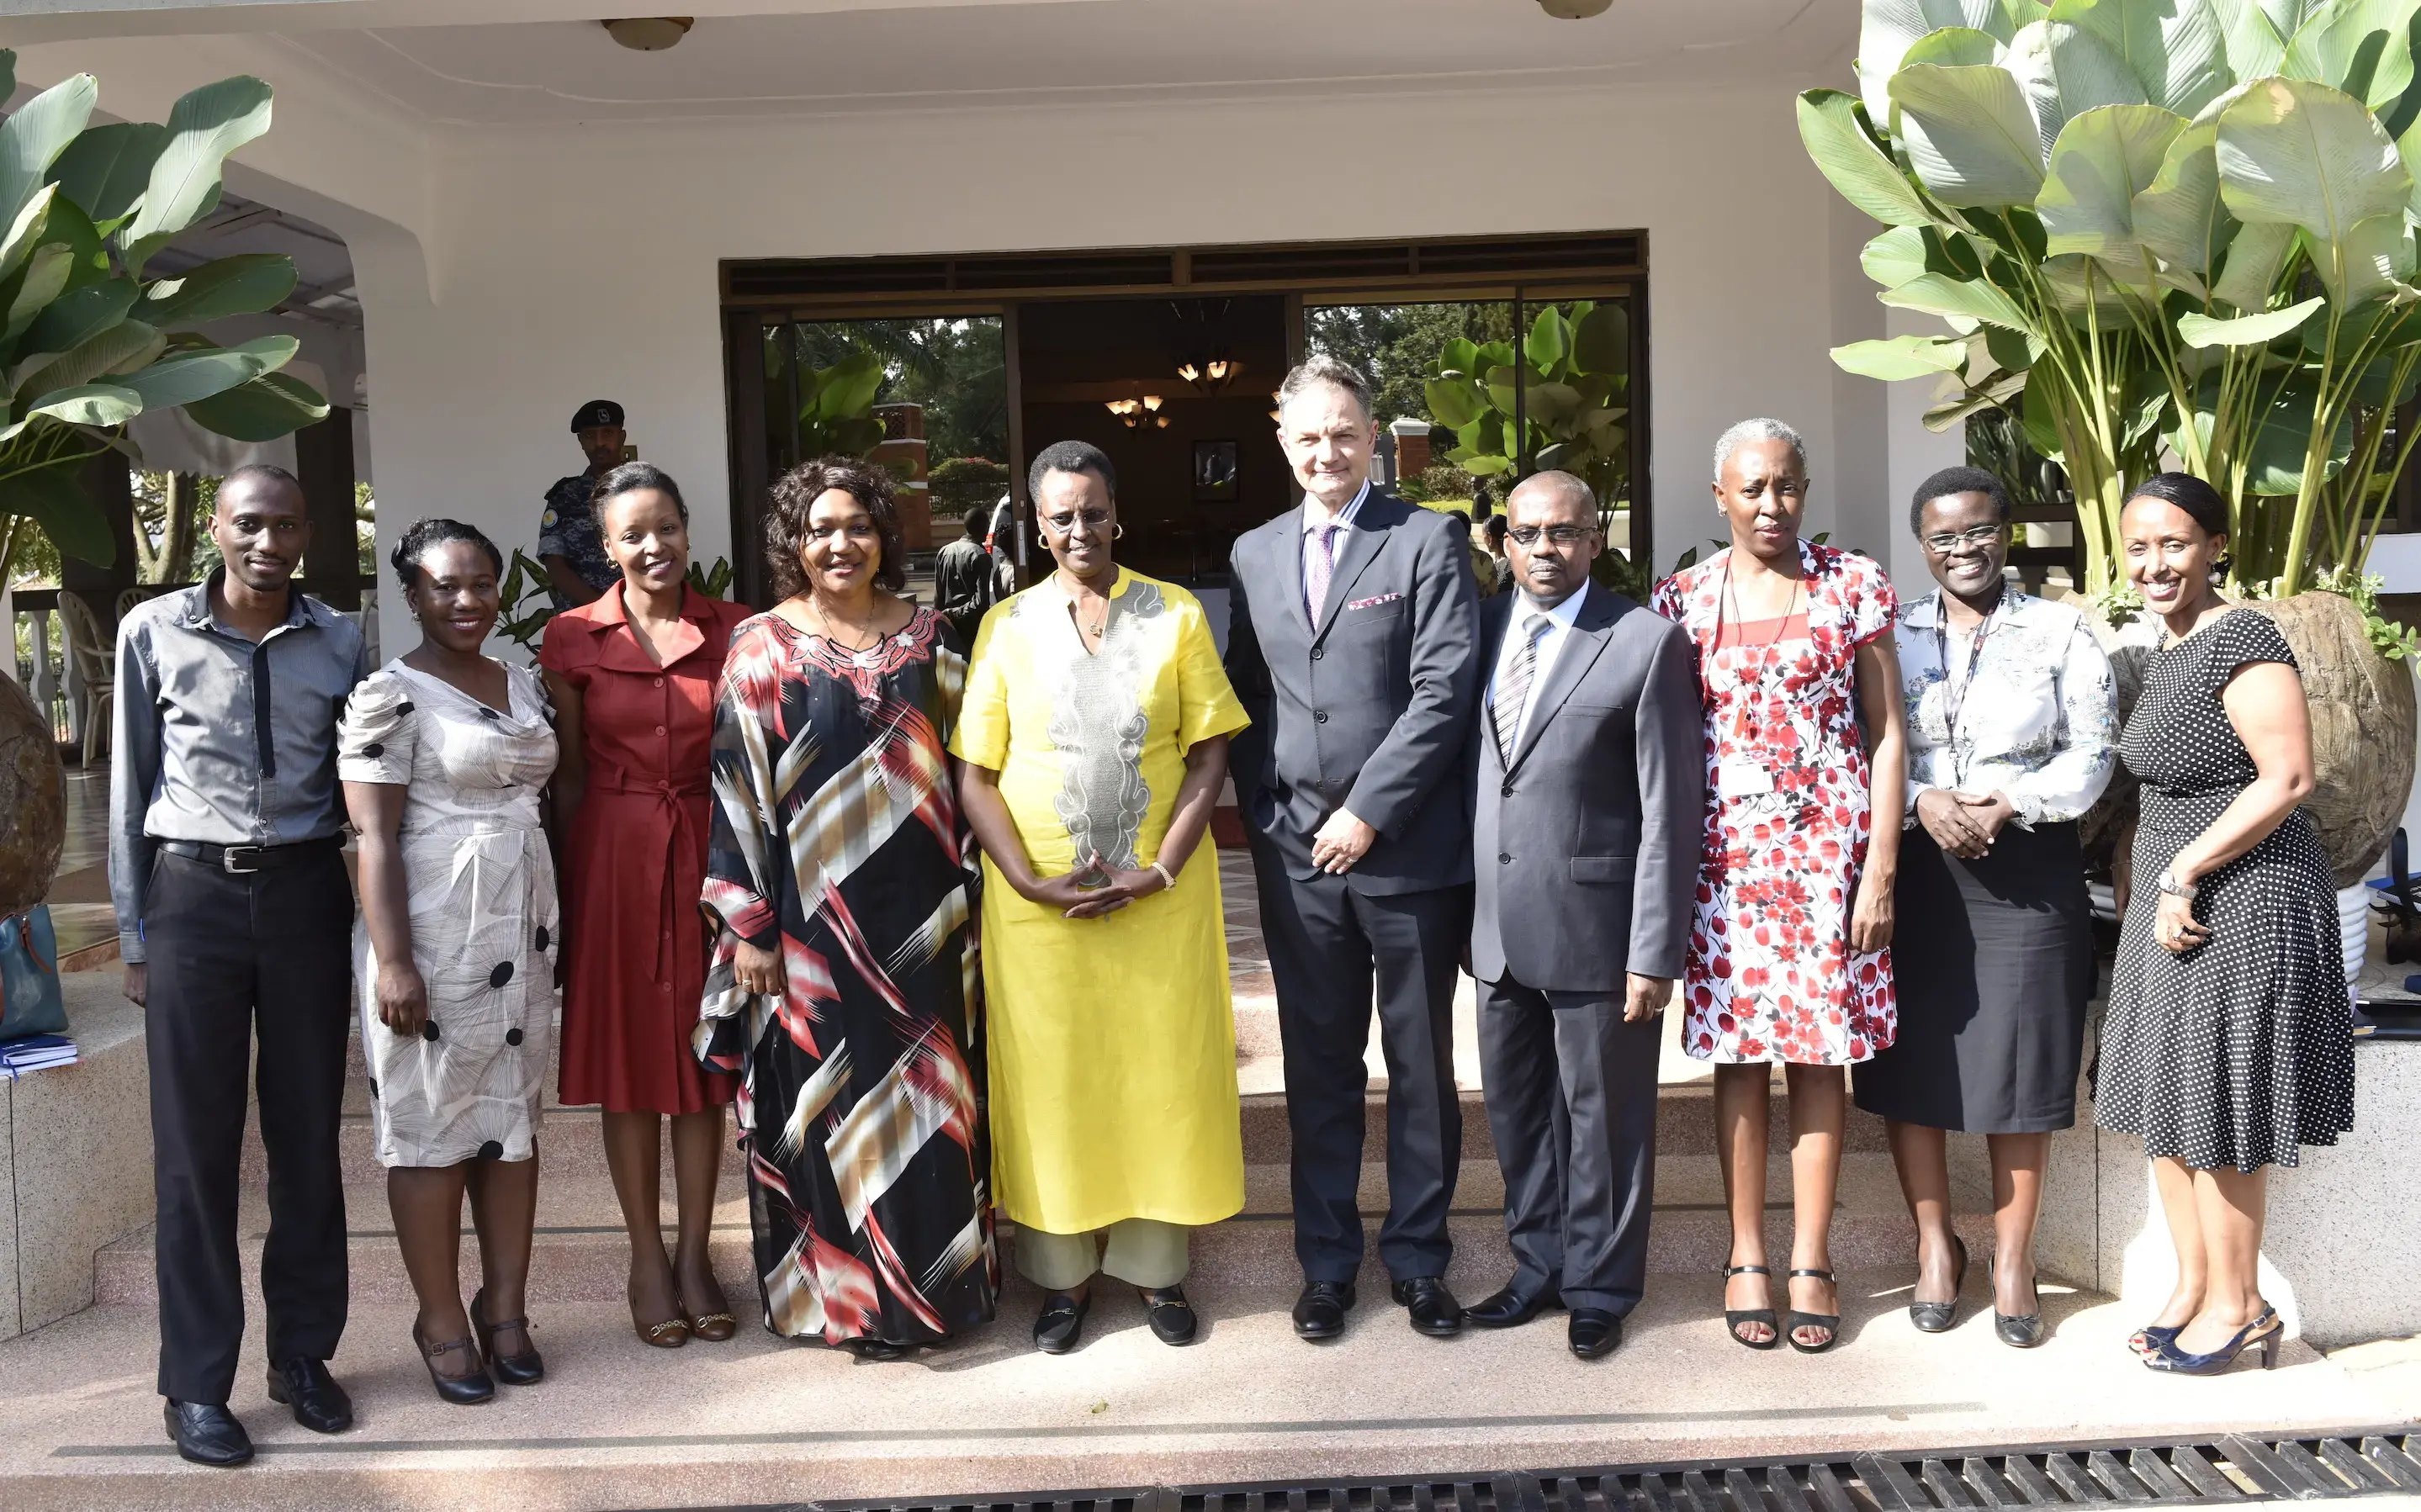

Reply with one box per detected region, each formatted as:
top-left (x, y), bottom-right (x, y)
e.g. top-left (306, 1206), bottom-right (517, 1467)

top-left (1536, 0), bottom-right (1613, 15)
top-left (603, 17), bottom-right (695, 50)
top-left (1104, 396), bottom-right (1169, 430)
top-left (1177, 354), bottom-right (1242, 394)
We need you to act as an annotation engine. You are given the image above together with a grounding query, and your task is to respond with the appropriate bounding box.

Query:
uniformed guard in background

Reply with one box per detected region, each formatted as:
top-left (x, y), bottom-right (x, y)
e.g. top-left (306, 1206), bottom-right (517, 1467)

top-left (536, 399), bottom-right (628, 608)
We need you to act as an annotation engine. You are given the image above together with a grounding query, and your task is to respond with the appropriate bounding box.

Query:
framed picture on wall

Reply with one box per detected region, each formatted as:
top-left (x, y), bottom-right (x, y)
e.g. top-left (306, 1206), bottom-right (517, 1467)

top-left (1194, 439), bottom-right (1238, 502)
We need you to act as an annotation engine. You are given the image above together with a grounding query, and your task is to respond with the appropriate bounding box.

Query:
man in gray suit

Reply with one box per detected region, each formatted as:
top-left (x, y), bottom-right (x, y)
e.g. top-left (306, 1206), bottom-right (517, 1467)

top-left (1225, 355), bottom-right (1481, 1340)
top-left (1465, 470), bottom-right (1703, 1358)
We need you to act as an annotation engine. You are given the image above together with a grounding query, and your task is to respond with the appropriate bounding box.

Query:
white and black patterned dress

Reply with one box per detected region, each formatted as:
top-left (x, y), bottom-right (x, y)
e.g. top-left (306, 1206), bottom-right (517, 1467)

top-left (339, 662), bottom-right (560, 1168)
top-left (2095, 610), bottom-right (2354, 1171)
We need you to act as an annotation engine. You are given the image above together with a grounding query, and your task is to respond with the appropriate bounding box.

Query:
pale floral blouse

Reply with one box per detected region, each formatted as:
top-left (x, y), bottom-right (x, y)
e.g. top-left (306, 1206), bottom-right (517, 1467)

top-left (1896, 588), bottom-right (2119, 828)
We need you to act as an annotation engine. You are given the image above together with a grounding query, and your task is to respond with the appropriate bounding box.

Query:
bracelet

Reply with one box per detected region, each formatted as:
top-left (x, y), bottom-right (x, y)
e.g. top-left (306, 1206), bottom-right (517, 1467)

top-left (1149, 860), bottom-right (1176, 891)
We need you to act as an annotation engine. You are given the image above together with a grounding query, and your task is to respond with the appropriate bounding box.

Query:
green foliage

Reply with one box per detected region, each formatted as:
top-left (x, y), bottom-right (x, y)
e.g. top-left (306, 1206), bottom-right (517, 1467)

top-left (777, 317), bottom-right (1008, 466)
top-left (495, 549), bottom-right (556, 654)
top-left (1803, 0), bottom-right (2421, 635)
top-left (1304, 302), bottom-right (1520, 427)
top-left (1422, 300), bottom-right (1632, 512)
top-left (929, 455), bottom-right (1009, 518)
top-left (686, 555), bottom-right (733, 599)
top-left (788, 347), bottom-right (886, 460)
top-left (0, 51), bottom-right (325, 569)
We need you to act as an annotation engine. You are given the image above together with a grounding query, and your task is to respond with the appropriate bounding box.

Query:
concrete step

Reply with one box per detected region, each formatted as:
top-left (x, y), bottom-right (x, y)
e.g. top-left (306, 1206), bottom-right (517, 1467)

top-left (0, 1279), bottom-right (2396, 1512)
top-left (106, 1150), bottom-right (1966, 1311)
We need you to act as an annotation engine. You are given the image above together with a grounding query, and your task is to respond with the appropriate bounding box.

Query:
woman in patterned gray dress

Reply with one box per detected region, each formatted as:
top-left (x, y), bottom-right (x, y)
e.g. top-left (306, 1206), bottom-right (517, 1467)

top-left (2097, 474), bottom-right (2354, 1377)
top-left (342, 519), bottom-right (560, 1404)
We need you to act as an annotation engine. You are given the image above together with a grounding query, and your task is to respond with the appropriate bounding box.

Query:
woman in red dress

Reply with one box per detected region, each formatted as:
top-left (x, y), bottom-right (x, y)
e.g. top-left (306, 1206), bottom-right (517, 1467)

top-left (538, 462), bottom-right (753, 1348)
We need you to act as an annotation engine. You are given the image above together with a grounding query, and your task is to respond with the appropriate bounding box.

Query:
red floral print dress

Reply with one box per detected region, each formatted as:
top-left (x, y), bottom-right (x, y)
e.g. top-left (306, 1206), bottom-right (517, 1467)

top-left (1651, 540), bottom-right (1899, 1065)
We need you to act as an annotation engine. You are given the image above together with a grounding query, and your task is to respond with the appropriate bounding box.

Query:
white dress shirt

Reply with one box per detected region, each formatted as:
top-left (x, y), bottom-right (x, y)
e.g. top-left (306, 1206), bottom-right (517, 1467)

top-left (1489, 579), bottom-right (1592, 753)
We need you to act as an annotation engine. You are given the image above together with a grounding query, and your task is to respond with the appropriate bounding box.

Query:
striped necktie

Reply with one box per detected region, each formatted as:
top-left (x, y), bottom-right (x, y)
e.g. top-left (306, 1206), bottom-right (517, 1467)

top-left (1305, 523), bottom-right (1340, 630)
top-left (1492, 614), bottom-right (1552, 764)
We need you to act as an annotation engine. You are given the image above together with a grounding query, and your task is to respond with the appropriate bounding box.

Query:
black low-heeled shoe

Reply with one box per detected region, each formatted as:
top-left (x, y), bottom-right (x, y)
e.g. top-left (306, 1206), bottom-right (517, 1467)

top-left (412, 1320), bottom-right (496, 1405)
top-left (471, 1289), bottom-right (544, 1386)
top-left (1035, 1289), bottom-right (1089, 1354)
top-left (1909, 1236), bottom-right (1968, 1335)
top-left (1990, 1258), bottom-right (2045, 1349)
top-left (844, 1336), bottom-right (912, 1361)
top-left (1785, 1267), bottom-right (1841, 1354)
top-left (1142, 1286), bottom-right (1199, 1345)
top-left (1721, 1263), bottom-right (1779, 1350)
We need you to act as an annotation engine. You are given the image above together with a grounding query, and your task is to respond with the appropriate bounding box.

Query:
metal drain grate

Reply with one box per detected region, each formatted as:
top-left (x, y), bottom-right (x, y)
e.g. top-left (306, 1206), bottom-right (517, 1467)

top-left (730, 1425), bottom-right (2421, 1512)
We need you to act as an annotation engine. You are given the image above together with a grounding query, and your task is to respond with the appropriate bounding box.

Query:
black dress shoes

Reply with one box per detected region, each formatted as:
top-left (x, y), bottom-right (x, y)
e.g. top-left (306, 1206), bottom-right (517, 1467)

top-left (1035, 1289), bottom-right (1089, 1354)
top-left (1568, 1308), bottom-right (1623, 1359)
top-left (1391, 1276), bottom-right (1464, 1337)
top-left (163, 1400), bottom-right (253, 1467)
top-left (1142, 1286), bottom-right (1199, 1345)
top-left (1292, 1280), bottom-right (1356, 1340)
top-left (266, 1357), bottom-right (354, 1433)
top-left (1465, 1284), bottom-right (1563, 1330)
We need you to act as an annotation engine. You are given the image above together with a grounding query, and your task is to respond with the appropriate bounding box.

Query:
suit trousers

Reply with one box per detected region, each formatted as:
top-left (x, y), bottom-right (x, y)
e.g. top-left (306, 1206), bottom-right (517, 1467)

top-left (1478, 971), bottom-right (1661, 1314)
top-left (1250, 838), bottom-right (1467, 1282)
top-left (144, 846), bottom-right (354, 1403)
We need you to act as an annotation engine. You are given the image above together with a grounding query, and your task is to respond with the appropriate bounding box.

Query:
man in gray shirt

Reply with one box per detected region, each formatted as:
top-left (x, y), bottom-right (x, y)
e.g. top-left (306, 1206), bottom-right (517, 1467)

top-left (112, 464), bottom-right (366, 1466)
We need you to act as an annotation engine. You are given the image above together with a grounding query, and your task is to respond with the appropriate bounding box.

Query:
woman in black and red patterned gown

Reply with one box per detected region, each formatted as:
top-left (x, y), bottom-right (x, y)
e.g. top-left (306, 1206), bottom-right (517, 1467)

top-left (696, 456), bottom-right (996, 1357)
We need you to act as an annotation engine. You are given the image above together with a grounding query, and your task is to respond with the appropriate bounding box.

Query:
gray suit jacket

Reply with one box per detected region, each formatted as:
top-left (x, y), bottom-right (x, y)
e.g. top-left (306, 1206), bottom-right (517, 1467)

top-left (1470, 581), bottom-right (1704, 993)
top-left (1225, 489), bottom-right (1481, 893)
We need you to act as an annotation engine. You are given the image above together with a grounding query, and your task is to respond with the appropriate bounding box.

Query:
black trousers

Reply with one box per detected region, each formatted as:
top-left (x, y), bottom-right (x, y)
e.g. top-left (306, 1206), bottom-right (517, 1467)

top-left (144, 846), bottom-right (353, 1403)
top-left (1477, 971), bottom-right (1661, 1314)
top-left (1249, 838), bottom-right (1467, 1282)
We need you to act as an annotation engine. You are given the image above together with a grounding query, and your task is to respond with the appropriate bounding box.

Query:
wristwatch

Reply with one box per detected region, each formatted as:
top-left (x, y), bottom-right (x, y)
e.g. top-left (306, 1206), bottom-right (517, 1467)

top-left (2157, 868), bottom-right (2198, 901)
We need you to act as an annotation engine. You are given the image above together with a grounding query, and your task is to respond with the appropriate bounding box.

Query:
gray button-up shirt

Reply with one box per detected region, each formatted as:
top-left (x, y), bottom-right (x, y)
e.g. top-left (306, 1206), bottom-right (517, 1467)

top-left (109, 574), bottom-right (368, 962)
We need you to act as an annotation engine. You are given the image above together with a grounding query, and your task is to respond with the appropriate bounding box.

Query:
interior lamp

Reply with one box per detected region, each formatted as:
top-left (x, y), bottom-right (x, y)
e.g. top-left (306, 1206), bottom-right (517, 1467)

top-left (603, 18), bottom-right (696, 50)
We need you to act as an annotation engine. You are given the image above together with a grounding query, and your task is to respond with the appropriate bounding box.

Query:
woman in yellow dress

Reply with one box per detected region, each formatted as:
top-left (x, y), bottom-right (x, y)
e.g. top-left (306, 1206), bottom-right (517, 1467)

top-left (952, 439), bottom-right (1249, 1355)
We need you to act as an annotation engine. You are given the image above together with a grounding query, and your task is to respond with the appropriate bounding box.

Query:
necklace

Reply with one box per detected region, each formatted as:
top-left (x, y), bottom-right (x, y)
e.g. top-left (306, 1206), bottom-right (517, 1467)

top-left (1060, 570), bottom-right (1112, 642)
top-left (807, 597), bottom-right (882, 653)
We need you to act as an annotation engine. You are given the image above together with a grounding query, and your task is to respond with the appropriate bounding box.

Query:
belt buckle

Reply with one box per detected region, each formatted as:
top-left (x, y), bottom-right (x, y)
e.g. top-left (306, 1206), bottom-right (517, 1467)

top-left (220, 845), bottom-right (266, 875)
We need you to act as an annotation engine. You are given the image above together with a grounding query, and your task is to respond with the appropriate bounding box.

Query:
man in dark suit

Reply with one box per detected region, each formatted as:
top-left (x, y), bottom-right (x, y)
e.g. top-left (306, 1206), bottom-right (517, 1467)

top-left (1465, 470), bottom-right (1703, 1358)
top-left (1224, 355), bottom-right (1481, 1340)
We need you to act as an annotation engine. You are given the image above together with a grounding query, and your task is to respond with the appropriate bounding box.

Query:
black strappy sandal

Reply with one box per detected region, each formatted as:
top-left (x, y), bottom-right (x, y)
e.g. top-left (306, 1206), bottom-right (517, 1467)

top-left (1722, 1264), bottom-right (1779, 1350)
top-left (1786, 1267), bottom-right (1841, 1353)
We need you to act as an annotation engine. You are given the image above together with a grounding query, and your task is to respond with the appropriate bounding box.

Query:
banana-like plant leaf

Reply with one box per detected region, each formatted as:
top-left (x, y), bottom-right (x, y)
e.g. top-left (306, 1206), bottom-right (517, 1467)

top-left (114, 332), bottom-right (294, 411)
top-left (2210, 219), bottom-right (2297, 306)
top-left (1438, 336), bottom-right (1480, 377)
top-left (183, 369), bottom-right (328, 441)
top-left (2021, 363), bottom-right (2071, 457)
top-left (2038, 103), bottom-right (2188, 258)
top-left (25, 381), bottom-right (140, 426)
top-left (122, 76), bottom-right (274, 271)
top-left (0, 74), bottom-right (97, 236)
top-left (2132, 118), bottom-right (2233, 272)
top-left (1862, 225), bottom-right (1931, 287)
top-left (1894, 64), bottom-right (2049, 207)
top-left (2319, 209), bottom-right (2415, 302)
top-left (1858, 0), bottom-right (2026, 124)
top-left (45, 121), bottom-right (166, 226)
top-left (2176, 293), bottom-right (2326, 345)
top-left (0, 182), bottom-right (56, 283)
top-left (1570, 303), bottom-right (1628, 375)
top-left (1423, 376), bottom-right (1486, 430)
top-left (2211, 0), bottom-right (2290, 77)
top-left (1524, 307), bottom-right (1569, 373)
top-left (19, 276), bottom-right (136, 361)
top-left (2005, 21), bottom-right (2070, 158)
top-left (2217, 77), bottom-right (2410, 242)
top-left (2049, 0), bottom-right (2234, 115)
top-left (1797, 89), bottom-right (1935, 227)
top-left (3, 458), bottom-right (112, 567)
top-left (1904, 26), bottom-right (2007, 68)
top-left (2239, 368), bottom-right (2355, 494)
top-left (2045, 19), bottom-right (2148, 114)
top-left (1878, 270), bottom-right (2034, 327)
top-left (140, 254), bottom-right (297, 328)
top-left (1830, 333), bottom-right (1973, 378)
top-left (36, 195), bottom-right (111, 298)
top-left (11, 317), bottom-right (162, 402)
top-left (2, 245), bottom-right (72, 349)
top-left (2040, 251), bottom-right (2158, 314)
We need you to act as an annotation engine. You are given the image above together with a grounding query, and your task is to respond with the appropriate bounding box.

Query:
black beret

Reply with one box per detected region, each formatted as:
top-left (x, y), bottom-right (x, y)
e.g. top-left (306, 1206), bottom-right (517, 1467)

top-left (571, 399), bottom-right (624, 431)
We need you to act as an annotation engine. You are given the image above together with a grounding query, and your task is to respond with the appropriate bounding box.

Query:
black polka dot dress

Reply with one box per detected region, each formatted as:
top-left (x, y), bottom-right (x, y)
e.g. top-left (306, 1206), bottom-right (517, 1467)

top-left (2095, 610), bottom-right (2355, 1171)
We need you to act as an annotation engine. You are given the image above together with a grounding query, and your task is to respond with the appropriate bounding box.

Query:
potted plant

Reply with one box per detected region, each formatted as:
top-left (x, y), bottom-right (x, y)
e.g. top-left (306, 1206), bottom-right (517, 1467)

top-left (0, 50), bottom-right (330, 916)
top-left (1799, 0), bottom-right (2421, 884)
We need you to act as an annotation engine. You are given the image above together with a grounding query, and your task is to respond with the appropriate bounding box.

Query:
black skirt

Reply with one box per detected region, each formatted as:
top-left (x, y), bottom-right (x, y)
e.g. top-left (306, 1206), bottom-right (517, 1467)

top-left (1853, 820), bottom-right (2094, 1134)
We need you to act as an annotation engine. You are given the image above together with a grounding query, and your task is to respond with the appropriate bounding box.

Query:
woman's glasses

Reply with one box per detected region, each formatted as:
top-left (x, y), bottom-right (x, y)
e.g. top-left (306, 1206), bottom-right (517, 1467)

top-left (1042, 508), bottom-right (1114, 533)
top-left (1920, 525), bottom-right (2005, 553)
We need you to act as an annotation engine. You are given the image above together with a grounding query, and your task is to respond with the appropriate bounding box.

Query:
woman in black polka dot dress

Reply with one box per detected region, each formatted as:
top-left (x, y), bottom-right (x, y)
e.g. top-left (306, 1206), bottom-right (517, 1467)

top-left (2095, 474), bottom-right (2354, 1377)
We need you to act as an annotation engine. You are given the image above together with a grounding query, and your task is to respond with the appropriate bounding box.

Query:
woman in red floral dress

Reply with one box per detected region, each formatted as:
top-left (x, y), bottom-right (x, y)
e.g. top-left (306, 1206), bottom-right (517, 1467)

top-left (1651, 419), bottom-right (1906, 1355)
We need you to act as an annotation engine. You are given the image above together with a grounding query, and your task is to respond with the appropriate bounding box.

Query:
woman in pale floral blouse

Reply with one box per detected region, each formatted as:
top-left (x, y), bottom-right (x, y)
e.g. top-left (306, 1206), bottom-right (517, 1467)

top-left (1854, 467), bottom-right (2117, 1351)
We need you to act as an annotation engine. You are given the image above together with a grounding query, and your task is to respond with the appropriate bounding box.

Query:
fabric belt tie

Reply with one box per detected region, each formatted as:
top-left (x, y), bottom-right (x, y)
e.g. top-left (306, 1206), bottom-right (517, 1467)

top-left (588, 762), bottom-right (708, 984)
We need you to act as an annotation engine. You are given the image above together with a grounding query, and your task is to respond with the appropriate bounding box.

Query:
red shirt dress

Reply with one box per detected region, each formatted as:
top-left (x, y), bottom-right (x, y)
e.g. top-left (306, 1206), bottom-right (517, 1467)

top-left (540, 585), bottom-right (753, 1113)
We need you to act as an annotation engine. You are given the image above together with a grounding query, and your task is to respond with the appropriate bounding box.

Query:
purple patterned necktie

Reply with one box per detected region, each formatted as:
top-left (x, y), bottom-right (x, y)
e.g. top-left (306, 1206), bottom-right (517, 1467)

top-left (1306, 522), bottom-right (1340, 630)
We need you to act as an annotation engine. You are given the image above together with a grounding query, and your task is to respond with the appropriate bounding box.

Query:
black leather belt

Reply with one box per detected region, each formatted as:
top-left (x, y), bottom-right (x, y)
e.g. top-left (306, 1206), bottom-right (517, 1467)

top-left (160, 835), bottom-right (343, 875)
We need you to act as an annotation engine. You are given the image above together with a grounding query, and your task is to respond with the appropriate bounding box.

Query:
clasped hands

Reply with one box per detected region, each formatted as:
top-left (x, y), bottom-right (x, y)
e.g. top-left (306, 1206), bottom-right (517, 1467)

top-left (1310, 807), bottom-right (1376, 875)
top-left (1914, 786), bottom-right (2017, 860)
top-left (1025, 851), bottom-right (1171, 920)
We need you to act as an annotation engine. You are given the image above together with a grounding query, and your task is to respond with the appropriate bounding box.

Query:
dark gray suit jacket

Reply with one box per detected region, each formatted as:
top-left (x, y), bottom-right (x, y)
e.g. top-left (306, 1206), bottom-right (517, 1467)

top-left (1469, 581), bottom-right (1704, 993)
top-left (1225, 489), bottom-right (1481, 893)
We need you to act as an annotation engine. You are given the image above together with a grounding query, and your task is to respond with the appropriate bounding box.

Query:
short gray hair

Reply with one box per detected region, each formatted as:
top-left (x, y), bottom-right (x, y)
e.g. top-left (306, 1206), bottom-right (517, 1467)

top-left (1711, 417), bottom-right (1808, 482)
top-left (1277, 354), bottom-right (1373, 420)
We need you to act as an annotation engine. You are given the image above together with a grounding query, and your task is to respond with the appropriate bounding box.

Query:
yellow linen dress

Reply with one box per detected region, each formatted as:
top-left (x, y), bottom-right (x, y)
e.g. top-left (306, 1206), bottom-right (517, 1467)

top-left (950, 568), bottom-right (1251, 1234)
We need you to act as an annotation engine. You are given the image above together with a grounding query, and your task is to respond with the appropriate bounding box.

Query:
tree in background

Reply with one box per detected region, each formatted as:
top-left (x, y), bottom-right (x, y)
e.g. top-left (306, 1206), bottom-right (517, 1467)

top-left (1305, 302), bottom-right (1518, 426)
top-left (791, 317), bottom-right (1009, 466)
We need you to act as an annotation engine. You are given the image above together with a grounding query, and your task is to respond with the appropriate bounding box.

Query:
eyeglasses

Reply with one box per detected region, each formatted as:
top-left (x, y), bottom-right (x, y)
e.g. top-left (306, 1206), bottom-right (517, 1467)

top-left (1042, 507), bottom-right (1114, 533)
top-left (1920, 525), bottom-right (2005, 552)
top-left (1507, 525), bottom-right (1597, 547)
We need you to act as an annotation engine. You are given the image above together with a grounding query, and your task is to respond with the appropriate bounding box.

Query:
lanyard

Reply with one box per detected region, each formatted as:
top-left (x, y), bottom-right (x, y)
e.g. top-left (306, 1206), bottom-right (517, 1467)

top-left (1933, 591), bottom-right (2002, 781)
top-left (1717, 557), bottom-right (1804, 747)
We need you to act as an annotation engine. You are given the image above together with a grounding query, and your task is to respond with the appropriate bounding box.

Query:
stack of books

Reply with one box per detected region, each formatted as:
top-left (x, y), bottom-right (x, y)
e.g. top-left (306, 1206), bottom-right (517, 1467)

top-left (0, 1035), bottom-right (78, 1080)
